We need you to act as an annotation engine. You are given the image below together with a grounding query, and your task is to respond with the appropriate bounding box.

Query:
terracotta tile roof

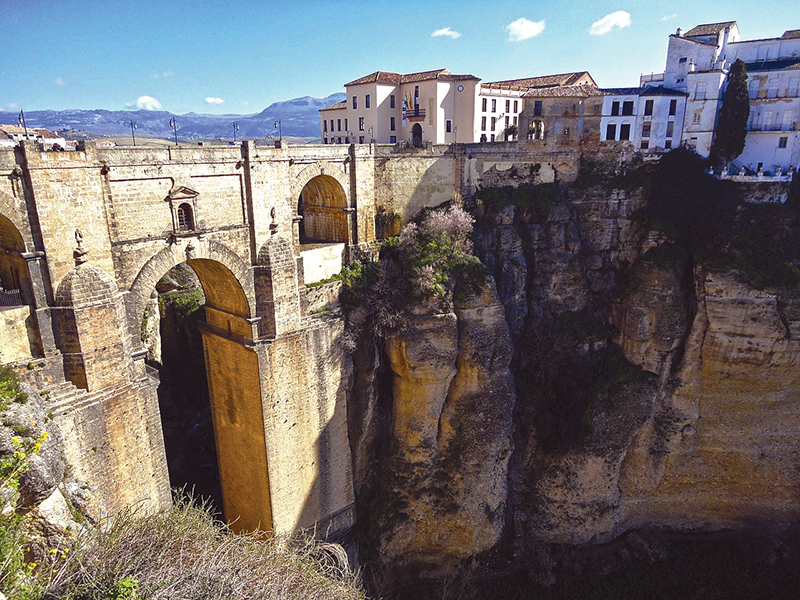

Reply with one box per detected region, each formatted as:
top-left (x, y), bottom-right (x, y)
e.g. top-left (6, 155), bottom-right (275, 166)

top-left (0, 124), bottom-right (27, 135)
top-left (33, 128), bottom-right (59, 139)
top-left (485, 71), bottom-right (596, 91)
top-left (345, 68), bottom-right (479, 87)
top-left (522, 84), bottom-right (600, 98)
top-left (782, 30), bottom-right (800, 39)
top-left (319, 101), bottom-right (347, 111)
top-left (0, 124), bottom-right (61, 137)
top-left (345, 71), bottom-right (402, 86)
top-left (684, 22), bottom-right (737, 38)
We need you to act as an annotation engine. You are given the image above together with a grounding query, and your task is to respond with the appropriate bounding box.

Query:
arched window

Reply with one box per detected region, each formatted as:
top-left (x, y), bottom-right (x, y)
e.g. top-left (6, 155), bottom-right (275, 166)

top-left (177, 203), bottom-right (194, 231)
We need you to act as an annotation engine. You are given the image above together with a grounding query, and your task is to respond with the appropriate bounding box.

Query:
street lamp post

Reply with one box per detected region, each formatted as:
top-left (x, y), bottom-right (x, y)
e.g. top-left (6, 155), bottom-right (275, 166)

top-left (233, 122), bottom-right (239, 144)
top-left (169, 117), bottom-right (178, 146)
top-left (130, 121), bottom-right (137, 146)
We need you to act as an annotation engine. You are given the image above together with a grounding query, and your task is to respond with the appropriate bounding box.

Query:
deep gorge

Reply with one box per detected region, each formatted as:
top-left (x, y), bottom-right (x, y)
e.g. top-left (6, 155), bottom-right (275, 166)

top-left (341, 152), bottom-right (800, 595)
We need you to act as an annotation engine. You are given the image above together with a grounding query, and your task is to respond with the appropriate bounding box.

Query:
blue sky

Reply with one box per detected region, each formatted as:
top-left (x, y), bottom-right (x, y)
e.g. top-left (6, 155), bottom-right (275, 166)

top-left (1, 0), bottom-right (795, 115)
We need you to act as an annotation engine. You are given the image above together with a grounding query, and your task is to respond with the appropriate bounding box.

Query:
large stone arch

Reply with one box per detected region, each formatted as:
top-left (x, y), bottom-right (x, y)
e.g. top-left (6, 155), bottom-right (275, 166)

top-left (293, 162), bottom-right (351, 243)
top-left (128, 238), bottom-right (255, 337)
top-left (127, 238), bottom-right (273, 532)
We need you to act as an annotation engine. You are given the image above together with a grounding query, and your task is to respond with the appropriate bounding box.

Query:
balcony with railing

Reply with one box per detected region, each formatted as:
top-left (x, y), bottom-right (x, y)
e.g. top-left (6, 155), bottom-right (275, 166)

top-left (0, 288), bottom-right (22, 307)
top-left (748, 122), bottom-right (797, 132)
top-left (640, 72), bottom-right (665, 85)
top-left (403, 108), bottom-right (426, 121)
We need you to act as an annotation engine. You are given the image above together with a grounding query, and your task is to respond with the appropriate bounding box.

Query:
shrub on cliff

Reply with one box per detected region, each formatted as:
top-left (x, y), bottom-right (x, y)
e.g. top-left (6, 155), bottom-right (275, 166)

top-left (394, 204), bottom-right (485, 304)
top-left (3, 495), bottom-right (364, 600)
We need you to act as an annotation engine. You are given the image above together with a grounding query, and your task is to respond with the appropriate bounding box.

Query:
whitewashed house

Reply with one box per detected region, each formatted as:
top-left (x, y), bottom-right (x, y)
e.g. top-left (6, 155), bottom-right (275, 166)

top-left (645, 22), bottom-right (800, 173)
top-left (600, 87), bottom-right (688, 152)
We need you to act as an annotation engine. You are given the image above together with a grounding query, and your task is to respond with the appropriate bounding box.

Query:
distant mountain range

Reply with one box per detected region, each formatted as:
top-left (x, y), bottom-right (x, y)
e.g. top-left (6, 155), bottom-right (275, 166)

top-left (0, 93), bottom-right (345, 141)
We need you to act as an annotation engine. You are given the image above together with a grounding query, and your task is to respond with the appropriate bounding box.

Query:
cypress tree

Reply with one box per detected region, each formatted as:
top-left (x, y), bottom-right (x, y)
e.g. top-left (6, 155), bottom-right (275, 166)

top-left (710, 59), bottom-right (750, 167)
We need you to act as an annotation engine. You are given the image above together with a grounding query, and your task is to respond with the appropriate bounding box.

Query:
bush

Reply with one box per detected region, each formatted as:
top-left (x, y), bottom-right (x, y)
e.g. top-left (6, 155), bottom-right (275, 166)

top-left (16, 496), bottom-right (365, 600)
top-left (395, 204), bottom-right (485, 306)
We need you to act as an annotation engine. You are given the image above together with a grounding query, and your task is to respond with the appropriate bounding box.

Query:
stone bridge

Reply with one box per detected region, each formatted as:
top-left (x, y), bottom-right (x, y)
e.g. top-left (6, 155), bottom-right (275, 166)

top-left (0, 138), bottom-right (582, 536)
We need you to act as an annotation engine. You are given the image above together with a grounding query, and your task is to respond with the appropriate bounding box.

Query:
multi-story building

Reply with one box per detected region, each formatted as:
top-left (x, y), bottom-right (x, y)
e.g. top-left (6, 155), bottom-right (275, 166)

top-left (477, 72), bottom-right (595, 142)
top-left (644, 21), bottom-right (800, 172)
top-left (599, 87), bottom-right (688, 152)
top-left (320, 69), bottom-right (596, 145)
top-left (518, 83), bottom-right (603, 151)
top-left (319, 69), bottom-right (480, 146)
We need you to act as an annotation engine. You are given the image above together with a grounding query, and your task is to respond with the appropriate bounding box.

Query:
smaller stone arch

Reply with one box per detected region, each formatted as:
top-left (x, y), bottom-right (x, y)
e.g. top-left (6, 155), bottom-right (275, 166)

top-left (54, 261), bottom-right (133, 391)
top-left (294, 163), bottom-right (351, 244)
top-left (0, 190), bottom-right (32, 253)
top-left (292, 162), bottom-right (349, 202)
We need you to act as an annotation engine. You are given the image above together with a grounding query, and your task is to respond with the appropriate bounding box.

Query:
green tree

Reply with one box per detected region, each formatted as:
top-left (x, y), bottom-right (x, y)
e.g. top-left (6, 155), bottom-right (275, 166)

top-left (710, 59), bottom-right (750, 167)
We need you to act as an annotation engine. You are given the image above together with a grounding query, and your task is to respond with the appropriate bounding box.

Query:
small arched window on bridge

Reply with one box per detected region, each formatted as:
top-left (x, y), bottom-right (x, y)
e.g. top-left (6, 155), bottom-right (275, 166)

top-left (167, 185), bottom-right (200, 235)
top-left (177, 202), bottom-right (195, 231)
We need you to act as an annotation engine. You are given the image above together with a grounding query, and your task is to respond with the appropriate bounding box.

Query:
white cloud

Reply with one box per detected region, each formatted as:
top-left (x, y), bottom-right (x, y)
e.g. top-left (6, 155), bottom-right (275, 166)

top-left (506, 18), bottom-right (545, 42)
top-left (205, 97), bottom-right (225, 105)
top-left (432, 27), bottom-right (461, 39)
top-left (55, 78), bottom-right (73, 86)
top-left (661, 14), bottom-right (677, 21)
top-left (589, 11), bottom-right (631, 35)
top-left (127, 95), bottom-right (163, 111)
top-left (151, 69), bottom-right (174, 79)
top-left (3, 103), bottom-right (20, 111)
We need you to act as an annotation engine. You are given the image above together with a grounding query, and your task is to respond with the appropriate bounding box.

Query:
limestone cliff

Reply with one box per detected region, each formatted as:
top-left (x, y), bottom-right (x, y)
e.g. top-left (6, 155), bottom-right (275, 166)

top-left (349, 164), bottom-right (799, 574)
top-left (349, 282), bottom-right (515, 569)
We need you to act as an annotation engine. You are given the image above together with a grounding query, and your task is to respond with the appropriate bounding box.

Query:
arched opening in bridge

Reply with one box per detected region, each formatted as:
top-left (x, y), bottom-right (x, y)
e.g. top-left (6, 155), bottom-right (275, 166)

top-left (148, 264), bottom-right (220, 512)
top-left (143, 257), bottom-right (272, 532)
top-left (412, 123), bottom-right (423, 147)
top-left (0, 214), bottom-right (31, 307)
top-left (297, 174), bottom-right (348, 244)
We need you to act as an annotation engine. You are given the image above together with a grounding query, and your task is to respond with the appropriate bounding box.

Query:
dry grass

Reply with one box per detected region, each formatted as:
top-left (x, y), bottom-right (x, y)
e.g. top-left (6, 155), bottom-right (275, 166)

top-left (40, 497), bottom-right (366, 600)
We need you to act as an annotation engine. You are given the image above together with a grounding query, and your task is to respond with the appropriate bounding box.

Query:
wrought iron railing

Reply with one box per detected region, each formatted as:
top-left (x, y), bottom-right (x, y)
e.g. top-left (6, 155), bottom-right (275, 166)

top-left (404, 108), bottom-right (426, 119)
top-left (0, 289), bottom-right (22, 307)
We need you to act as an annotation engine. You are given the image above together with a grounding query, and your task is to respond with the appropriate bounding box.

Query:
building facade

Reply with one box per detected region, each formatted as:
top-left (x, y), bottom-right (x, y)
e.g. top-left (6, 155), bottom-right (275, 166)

top-left (320, 70), bottom-right (597, 146)
top-left (320, 69), bottom-right (480, 146)
top-left (645, 22), bottom-right (800, 173)
top-left (599, 87), bottom-right (688, 152)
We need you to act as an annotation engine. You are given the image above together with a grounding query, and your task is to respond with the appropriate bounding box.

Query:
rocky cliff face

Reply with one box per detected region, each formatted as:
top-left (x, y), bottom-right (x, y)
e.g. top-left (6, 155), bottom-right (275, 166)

top-left (349, 283), bottom-right (515, 570)
top-left (348, 170), bottom-right (800, 573)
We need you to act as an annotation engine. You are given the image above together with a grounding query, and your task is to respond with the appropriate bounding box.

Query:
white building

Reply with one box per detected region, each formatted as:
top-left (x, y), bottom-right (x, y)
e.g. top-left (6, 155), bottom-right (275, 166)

top-left (319, 69), bottom-right (480, 146)
top-left (645, 22), bottom-right (800, 173)
top-left (600, 87), bottom-right (688, 152)
top-left (320, 69), bottom-right (597, 145)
